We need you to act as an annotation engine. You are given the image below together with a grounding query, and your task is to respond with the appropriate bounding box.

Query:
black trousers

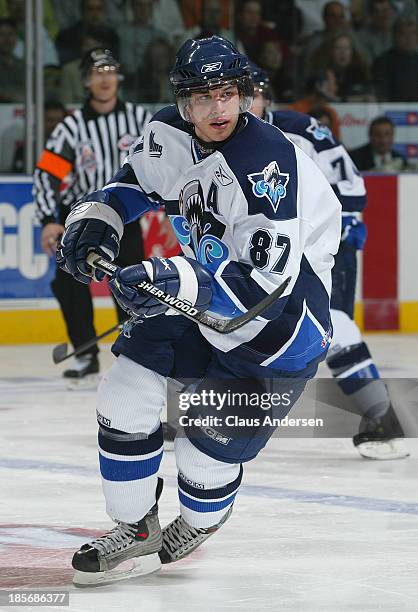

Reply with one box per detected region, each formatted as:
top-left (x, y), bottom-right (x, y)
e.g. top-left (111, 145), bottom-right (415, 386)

top-left (51, 221), bottom-right (144, 356)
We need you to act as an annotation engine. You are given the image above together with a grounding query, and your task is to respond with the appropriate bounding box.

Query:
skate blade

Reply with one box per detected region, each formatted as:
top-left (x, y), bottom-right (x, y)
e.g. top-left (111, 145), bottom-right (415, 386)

top-left (73, 553), bottom-right (161, 587)
top-left (356, 438), bottom-right (410, 460)
top-left (65, 374), bottom-right (99, 391)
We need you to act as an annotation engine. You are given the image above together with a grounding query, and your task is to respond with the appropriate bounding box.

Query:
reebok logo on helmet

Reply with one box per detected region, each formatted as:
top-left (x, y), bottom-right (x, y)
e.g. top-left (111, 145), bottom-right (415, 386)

top-left (201, 62), bottom-right (222, 73)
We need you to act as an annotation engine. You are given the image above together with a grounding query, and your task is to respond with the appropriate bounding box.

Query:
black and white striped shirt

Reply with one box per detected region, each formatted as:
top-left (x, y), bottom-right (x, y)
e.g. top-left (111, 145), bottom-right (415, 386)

top-left (33, 100), bottom-right (151, 226)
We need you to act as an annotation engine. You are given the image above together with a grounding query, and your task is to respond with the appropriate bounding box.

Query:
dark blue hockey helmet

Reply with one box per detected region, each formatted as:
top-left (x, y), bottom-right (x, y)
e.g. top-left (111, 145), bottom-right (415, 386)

top-left (169, 36), bottom-right (253, 121)
top-left (248, 62), bottom-right (273, 101)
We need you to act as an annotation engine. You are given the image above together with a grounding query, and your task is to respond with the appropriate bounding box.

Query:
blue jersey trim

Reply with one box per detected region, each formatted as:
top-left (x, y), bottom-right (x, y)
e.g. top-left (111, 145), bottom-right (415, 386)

top-left (178, 490), bottom-right (237, 513)
top-left (103, 164), bottom-right (158, 222)
top-left (332, 185), bottom-right (367, 212)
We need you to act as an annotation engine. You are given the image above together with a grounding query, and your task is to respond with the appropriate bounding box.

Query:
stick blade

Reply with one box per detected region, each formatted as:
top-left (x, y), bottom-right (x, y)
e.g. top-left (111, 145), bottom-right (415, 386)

top-left (52, 343), bottom-right (69, 364)
top-left (219, 276), bottom-right (292, 334)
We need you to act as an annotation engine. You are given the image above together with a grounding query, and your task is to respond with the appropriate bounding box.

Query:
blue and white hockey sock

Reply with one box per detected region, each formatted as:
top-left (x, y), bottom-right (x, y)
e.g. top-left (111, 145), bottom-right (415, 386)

top-left (98, 423), bottom-right (163, 523)
top-left (175, 436), bottom-right (242, 529)
top-left (327, 341), bottom-right (391, 421)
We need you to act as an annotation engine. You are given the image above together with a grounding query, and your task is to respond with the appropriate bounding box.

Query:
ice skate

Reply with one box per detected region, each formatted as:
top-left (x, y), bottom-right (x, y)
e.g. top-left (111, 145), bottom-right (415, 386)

top-left (72, 479), bottom-right (163, 586)
top-left (63, 354), bottom-right (99, 390)
top-left (353, 405), bottom-right (409, 460)
top-left (159, 505), bottom-right (233, 564)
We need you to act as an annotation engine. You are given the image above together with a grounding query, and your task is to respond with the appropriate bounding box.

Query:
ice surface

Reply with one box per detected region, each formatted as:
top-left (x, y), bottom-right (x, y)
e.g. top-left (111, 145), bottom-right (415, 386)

top-left (0, 336), bottom-right (417, 611)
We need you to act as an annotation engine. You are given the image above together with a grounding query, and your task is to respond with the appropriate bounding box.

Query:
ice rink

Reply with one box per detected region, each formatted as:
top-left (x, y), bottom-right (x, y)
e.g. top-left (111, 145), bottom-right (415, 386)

top-left (1, 334), bottom-right (418, 612)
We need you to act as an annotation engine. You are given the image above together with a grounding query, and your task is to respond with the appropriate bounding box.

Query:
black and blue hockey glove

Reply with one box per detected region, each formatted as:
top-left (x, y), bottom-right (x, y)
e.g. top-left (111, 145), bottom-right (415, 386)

top-left (109, 256), bottom-right (213, 317)
top-left (56, 195), bottom-right (124, 284)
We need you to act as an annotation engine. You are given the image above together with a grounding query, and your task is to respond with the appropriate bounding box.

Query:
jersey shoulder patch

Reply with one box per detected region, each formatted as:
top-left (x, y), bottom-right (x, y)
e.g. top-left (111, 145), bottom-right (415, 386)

top-left (272, 110), bottom-right (338, 153)
top-left (150, 105), bottom-right (190, 135)
top-left (222, 113), bottom-right (298, 220)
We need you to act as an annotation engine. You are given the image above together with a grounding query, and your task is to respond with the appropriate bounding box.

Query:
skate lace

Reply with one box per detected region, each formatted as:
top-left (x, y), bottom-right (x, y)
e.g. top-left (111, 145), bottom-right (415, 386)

top-left (162, 516), bottom-right (205, 553)
top-left (90, 522), bottom-right (137, 556)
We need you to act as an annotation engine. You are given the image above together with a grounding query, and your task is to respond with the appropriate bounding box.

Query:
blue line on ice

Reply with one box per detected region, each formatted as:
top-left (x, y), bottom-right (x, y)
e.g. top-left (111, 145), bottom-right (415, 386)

top-left (1, 458), bottom-right (417, 516)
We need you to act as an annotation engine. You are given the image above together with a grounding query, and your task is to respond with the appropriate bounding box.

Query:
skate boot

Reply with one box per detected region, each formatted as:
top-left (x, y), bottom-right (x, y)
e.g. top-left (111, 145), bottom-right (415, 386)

top-left (159, 505), bottom-right (233, 564)
top-left (72, 478), bottom-right (163, 586)
top-left (63, 353), bottom-right (99, 390)
top-left (353, 405), bottom-right (409, 460)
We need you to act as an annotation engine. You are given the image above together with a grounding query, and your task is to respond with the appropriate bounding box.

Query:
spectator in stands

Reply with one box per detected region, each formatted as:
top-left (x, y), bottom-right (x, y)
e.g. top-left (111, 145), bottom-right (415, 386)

top-left (303, 1), bottom-right (350, 59)
top-left (391, 0), bottom-right (417, 19)
top-left (151, 0), bottom-right (185, 46)
top-left (180, 0), bottom-right (231, 30)
top-left (256, 39), bottom-right (295, 102)
top-left (323, 32), bottom-right (372, 101)
top-left (262, 0), bottom-right (303, 45)
top-left (118, 0), bottom-right (167, 79)
top-left (182, 0), bottom-right (238, 46)
top-left (350, 116), bottom-right (409, 171)
top-left (373, 16), bottom-right (418, 101)
top-left (288, 73), bottom-right (341, 138)
top-left (260, 0), bottom-right (303, 87)
top-left (56, 0), bottom-right (119, 64)
top-left (135, 37), bottom-right (175, 103)
top-left (357, 0), bottom-right (394, 65)
top-left (235, 0), bottom-right (281, 62)
top-left (60, 27), bottom-right (111, 103)
top-left (350, 0), bottom-right (367, 30)
top-left (0, 17), bottom-right (25, 102)
top-left (52, 0), bottom-right (129, 31)
top-left (296, 0), bottom-right (351, 36)
top-left (309, 105), bottom-right (334, 129)
top-left (4, 0), bottom-right (59, 66)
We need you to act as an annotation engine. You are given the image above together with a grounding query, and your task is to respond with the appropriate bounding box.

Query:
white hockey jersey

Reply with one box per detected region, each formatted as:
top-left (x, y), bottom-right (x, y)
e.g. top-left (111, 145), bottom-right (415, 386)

top-left (101, 107), bottom-right (341, 372)
top-left (264, 110), bottom-right (366, 215)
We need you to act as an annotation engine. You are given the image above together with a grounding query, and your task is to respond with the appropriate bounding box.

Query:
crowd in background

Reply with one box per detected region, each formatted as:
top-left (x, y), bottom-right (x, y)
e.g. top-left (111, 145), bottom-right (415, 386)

top-left (0, 0), bottom-right (417, 171)
top-left (0, 0), bottom-right (417, 105)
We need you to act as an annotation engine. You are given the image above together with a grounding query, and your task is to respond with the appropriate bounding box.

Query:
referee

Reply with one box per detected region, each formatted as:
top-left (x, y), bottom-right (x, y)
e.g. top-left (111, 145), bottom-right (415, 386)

top-left (33, 48), bottom-right (151, 384)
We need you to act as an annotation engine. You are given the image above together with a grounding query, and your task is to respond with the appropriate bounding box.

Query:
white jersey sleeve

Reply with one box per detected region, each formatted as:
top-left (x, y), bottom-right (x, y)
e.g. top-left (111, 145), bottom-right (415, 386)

top-left (268, 110), bottom-right (366, 214)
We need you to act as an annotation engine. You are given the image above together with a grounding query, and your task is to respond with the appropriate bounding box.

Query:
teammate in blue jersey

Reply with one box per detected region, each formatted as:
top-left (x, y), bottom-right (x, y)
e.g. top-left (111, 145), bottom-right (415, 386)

top-left (248, 63), bottom-right (407, 461)
top-left (56, 37), bottom-right (341, 586)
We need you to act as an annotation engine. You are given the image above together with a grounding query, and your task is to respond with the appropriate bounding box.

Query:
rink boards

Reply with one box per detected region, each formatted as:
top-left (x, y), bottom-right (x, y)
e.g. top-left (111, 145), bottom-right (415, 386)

top-left (0, 174), bottom-right (417, 343)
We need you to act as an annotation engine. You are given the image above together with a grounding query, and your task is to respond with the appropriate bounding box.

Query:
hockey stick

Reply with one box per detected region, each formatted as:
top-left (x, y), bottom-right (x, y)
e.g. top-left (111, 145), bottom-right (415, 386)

top-left (86, 252), bottom-right (291, 334)
top-left (52, 322), bottom-right (122, 364)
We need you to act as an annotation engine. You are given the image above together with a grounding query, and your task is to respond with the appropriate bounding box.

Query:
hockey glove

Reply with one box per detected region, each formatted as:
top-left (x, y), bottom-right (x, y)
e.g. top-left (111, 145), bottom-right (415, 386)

top-left (341, 216), bottom-right (367, 250)
top-left (56, 194), bottom-right (124, 284)
top-left (109, 256), bottom-right (213, 317)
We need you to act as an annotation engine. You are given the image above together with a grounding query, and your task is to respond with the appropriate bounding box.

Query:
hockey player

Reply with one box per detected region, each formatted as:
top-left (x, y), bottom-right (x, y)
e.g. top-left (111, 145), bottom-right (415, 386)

top-left (56, 36), bottom-right (341, 585)
top-left (34, 48), bottom-right (150, 385)
top-left (249, 64), bottom-right (407, 460)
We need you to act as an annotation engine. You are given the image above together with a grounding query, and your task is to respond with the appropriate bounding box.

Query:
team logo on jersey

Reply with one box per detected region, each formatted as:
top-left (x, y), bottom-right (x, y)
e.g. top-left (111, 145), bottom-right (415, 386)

top-left (306, 119), bottom-right (334, 144)
top-left (134, 137), bottom-right (144, 154)
top-left (214, 164), bottom-right (233, 186)
top-left (149, 131), bottom-right (163, 157)
top-left (77, 141), bottom-right (96, 171)
top-left (201, 61), bottom-right (222, 73)
top-left (173, 180), bottom-right (229, 267)
top-left (179, 179), bottom-right (205, 253)
top-left (118, 133), bottom-right (136, 151)
top-left (248, 161), bottom-right (289, 213)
